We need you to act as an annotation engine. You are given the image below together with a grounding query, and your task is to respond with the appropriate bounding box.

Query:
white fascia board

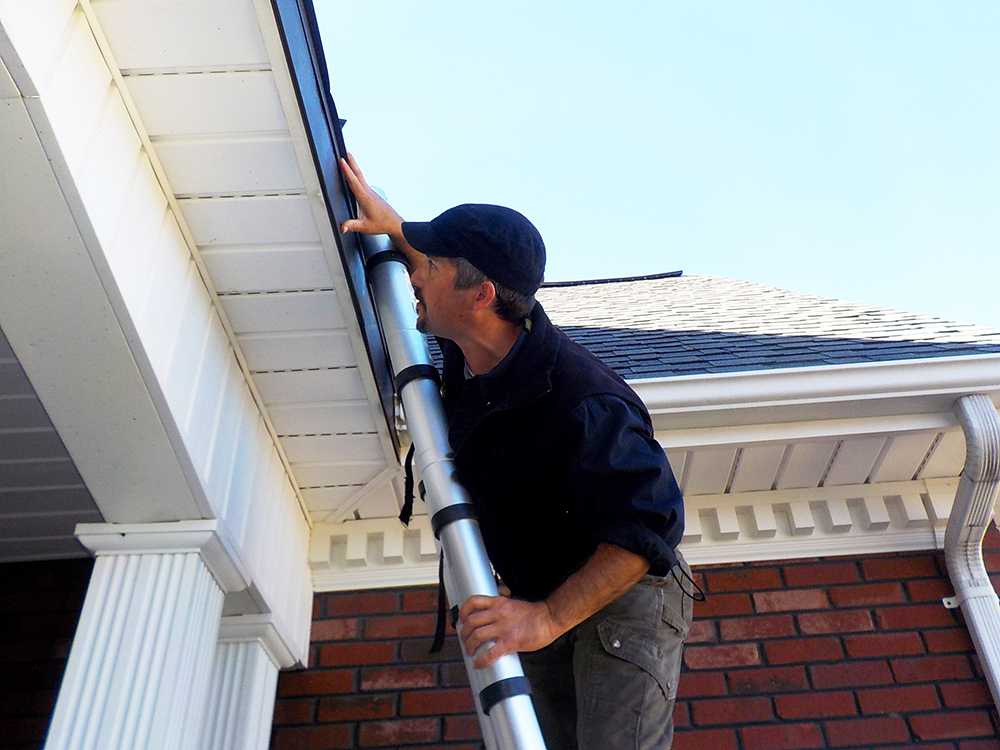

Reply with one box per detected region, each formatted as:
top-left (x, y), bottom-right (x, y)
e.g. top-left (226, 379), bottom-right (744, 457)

top-left (631, 354), bottom-right (1000, 431)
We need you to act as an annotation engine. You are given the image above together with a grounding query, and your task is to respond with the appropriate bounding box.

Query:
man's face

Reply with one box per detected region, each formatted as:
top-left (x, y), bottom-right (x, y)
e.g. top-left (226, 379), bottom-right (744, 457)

top-left (408, 254), bottom-right (475, 338)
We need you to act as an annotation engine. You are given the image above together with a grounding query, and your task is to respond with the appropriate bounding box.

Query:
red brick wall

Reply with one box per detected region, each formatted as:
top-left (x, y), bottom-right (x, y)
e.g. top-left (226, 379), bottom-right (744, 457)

top-left (0, 558), bottom-right (92, 750)
top-left (675, 534), bottom-right (1000, 750)
top-left (273, 530), bottom-right (1000, 750)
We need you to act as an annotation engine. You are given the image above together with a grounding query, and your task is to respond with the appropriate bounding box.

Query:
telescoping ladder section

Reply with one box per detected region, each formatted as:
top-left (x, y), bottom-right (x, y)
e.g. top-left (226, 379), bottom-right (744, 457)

top-left (361, 233), bottom-right (547, 750)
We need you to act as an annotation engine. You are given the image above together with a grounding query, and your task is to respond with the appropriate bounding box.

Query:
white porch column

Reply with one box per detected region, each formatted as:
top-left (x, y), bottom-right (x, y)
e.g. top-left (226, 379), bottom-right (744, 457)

top-left (200, 615), bottom-right (293, 750)
top-left (45, 522), bottom-right (244, 750)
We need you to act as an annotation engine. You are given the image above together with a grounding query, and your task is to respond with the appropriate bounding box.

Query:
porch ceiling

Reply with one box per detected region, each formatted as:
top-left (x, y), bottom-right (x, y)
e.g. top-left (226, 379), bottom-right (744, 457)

top-left (0, 326), bottom-right (101, 560)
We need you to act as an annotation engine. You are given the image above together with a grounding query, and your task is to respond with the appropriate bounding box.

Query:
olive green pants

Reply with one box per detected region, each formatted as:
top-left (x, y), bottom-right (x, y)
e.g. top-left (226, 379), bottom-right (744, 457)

top-left (520, 553), bottom-right (692, 750)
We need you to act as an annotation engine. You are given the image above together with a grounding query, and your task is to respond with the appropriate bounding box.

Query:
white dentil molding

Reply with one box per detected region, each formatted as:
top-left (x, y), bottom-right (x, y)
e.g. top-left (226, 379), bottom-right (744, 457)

top-left (308, 479), bottom-right (959, 592)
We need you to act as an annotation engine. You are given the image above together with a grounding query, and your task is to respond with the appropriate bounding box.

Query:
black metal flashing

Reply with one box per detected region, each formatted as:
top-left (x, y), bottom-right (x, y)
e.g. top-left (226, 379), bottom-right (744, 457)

top-left (540, 270), bottom-right (683, 288)
top-left (270, 0), bottom-right (397, 449)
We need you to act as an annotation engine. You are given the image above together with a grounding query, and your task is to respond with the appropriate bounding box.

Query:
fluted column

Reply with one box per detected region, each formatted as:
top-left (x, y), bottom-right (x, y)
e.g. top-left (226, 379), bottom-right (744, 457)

top-left (200, 615), bottom-right (293, 750)
top-left (44, 522), bottom-right (243, 750)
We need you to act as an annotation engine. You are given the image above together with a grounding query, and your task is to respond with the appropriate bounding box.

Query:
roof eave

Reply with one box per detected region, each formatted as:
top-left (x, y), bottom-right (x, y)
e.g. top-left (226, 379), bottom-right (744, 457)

top-left (630, 352), bottom-right (1000, 432)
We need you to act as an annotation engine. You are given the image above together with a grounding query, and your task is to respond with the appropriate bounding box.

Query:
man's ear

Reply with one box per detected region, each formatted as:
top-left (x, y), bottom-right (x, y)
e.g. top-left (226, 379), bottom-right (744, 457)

top-left (471, 280), bottom-right (497, 312)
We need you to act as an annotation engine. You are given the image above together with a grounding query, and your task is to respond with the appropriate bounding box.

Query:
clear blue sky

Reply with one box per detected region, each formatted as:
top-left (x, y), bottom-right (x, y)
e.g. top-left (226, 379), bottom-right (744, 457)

top-left (317, 1), bottom-right (1000, 328)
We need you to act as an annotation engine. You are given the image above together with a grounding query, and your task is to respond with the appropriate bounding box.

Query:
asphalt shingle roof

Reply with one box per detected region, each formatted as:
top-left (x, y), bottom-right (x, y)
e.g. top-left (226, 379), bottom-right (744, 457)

top-left (534, 274), bottom-right (1000, 379)
top-left (424, 273), bottom-right (1000, 380)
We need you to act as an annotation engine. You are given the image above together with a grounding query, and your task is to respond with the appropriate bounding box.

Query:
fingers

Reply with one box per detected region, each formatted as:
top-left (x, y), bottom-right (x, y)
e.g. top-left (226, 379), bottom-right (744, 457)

top-left (474, 643), bottom-right (506, 669)
top-left (461, 620), bottom-right (498, 654)
top-left (458, 596), bottom-right (506, 659)
top-left (458, 595), bottom-right (496, 623)
top-left (338, 154), bottom-right (405, 238)
top-left (457, 597), bottom-right (499, 651)
top-left (337, 157), bottom-right (375, 235)
top-left (345, 151), bottom-right (366, 184)
top-left (340, 155), bottom-right (361, 190)
top-left (457, 598), bottom-right (557, 667)
top-left (461, 621), bottom-right (512, 668)
top-left (339, 154), bottom-right (372, 204)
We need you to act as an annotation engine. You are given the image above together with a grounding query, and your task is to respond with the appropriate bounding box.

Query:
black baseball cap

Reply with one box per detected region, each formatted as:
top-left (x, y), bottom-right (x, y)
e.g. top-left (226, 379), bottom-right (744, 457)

top-left (401, 204), bottom-right (545, 296)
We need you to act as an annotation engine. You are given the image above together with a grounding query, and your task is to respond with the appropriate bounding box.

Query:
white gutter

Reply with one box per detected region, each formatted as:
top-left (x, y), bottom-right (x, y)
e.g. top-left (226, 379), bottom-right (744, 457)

top-left (943, 394), bottom-right (1000, 710)
top-left (629, 353), bottom-right (1000, 429)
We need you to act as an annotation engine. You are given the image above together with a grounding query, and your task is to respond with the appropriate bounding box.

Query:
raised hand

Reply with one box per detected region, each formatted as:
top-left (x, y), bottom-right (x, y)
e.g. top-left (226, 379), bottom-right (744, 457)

top-left (339, 152), bottom-right (405, 238)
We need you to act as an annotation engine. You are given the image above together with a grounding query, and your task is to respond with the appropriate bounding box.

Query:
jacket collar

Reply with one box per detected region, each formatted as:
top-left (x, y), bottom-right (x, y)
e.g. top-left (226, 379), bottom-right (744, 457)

top-left (478, 302), bottom-right (559, 410)
top-left (443, 303), bottom-right (561, 455)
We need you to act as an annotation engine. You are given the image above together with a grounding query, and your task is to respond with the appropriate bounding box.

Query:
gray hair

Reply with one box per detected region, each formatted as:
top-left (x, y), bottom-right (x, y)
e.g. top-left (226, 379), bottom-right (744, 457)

top-left (450, 257), bottom-right (536, 323)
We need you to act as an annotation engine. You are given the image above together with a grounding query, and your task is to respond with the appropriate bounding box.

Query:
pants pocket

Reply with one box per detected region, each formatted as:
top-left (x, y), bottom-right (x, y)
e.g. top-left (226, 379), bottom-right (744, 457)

top-left (578, 616), bottom-right (685, 749)
top-left (596, 619), bottom-right (674, 703)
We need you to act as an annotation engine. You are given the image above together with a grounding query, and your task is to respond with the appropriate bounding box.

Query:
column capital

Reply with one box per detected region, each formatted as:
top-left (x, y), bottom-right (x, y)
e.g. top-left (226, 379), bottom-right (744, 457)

top-left (75, 520), bottom-right (246, 593)
top-left (219, 614), bottom-right (296, 669)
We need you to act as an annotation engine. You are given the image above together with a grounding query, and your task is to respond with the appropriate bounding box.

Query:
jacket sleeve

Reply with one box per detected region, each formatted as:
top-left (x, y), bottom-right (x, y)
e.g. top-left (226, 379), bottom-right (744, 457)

top-left (564, 394), bottom-right (685, 576)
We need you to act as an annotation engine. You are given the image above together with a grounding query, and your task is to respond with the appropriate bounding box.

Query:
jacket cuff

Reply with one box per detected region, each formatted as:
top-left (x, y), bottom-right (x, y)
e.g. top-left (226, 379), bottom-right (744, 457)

top-left (596, 521), bottom-right (678, 577)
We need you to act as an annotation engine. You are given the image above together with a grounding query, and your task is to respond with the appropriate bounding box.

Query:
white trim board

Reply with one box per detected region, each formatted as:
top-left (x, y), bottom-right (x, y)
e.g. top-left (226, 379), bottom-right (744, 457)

top-left (632, 354), bottom-right (1000, 431)
top-left (309, 479), bottom-right (958, 592)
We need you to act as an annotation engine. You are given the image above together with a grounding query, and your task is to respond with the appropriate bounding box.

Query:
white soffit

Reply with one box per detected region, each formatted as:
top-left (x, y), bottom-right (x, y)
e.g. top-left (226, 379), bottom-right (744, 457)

top-left (87, 0), bottom-right (401, 523)
top-left (0, 49), bottom-right (16, 97)
top-left (665, 428), bottom-right (965, 500)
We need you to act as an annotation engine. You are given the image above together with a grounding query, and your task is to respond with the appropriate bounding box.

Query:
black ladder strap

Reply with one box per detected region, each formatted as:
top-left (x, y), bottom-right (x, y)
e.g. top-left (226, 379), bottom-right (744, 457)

top-left (393, 364), bottom-right (441, 393)
top-left (427, 505), bottom-right (478, 654)
top-left (431, 504), bottom-right (478, 539)
top-left (429, 552), bottom-right (451, 654)
top-left (365, 249), bottom-right (408, 275)
top-left (479, 676), bottom-right (532, 716)
top-left (398, 443), bottom-right (416, 526)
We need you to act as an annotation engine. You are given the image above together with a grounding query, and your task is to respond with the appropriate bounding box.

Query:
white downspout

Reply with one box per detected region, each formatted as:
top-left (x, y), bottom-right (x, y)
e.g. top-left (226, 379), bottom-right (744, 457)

top-left (942, 394), bottom-right (1000, 710)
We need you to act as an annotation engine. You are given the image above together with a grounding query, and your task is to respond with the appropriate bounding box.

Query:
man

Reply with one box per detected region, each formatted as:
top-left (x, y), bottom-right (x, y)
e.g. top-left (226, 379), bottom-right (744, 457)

top-left (340, 154), bottom-right (691, 750)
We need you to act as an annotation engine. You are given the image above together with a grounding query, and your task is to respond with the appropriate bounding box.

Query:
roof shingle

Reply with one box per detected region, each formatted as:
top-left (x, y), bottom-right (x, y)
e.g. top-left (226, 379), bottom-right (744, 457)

top-left (535, 274), bottom-right (1000, 379)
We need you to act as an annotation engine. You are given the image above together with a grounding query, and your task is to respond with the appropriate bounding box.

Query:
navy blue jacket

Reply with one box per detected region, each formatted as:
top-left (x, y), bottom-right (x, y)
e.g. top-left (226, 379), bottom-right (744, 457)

top-left (439, 303), bottom-right (684, 601)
